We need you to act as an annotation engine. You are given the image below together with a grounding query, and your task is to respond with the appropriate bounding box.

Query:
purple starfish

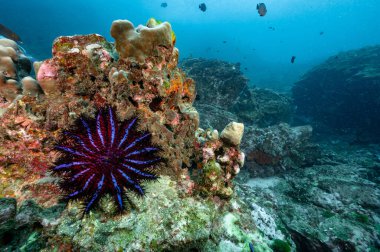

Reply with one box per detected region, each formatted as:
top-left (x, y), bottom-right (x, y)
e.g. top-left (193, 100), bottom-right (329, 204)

top-left (52, 106), bottom-right (160, 213)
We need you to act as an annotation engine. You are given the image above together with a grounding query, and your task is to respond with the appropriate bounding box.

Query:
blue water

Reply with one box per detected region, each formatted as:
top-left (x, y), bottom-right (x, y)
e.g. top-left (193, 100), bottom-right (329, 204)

top-left (1, 0), bottom-right (380, 90)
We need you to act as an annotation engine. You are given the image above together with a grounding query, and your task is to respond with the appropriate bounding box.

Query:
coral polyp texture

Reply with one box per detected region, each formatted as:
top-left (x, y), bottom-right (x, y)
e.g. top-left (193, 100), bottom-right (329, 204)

top-left (53, 106), bottom-right (160, 213)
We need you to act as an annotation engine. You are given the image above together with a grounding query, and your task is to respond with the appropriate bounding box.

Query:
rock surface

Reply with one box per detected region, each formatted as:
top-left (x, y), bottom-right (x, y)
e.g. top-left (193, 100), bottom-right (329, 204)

top-left (238, 141), bottom-right (380, 251)
top-left (0, 198), bottom-right (16, 237)
top-left (293, 45), bottom-right (380, 143)
top-left (242, 123), bottom-right (320, 177)
top-left (180, 58), bottom-right (292, 130)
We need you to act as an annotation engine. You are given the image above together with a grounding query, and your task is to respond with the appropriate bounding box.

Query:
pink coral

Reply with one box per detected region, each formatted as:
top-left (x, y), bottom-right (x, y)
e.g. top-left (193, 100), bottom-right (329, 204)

top-left (37, 61), bottom-right (58, 80)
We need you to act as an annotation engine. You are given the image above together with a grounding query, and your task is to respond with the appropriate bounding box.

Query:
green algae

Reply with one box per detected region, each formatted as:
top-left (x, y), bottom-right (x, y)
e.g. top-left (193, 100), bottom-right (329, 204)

top-left (271, 239), bottom-right (291, 252)
top-left (163, 80), bottom-right (170, 89)
top-left (221, 212), bottom-right (272, 252)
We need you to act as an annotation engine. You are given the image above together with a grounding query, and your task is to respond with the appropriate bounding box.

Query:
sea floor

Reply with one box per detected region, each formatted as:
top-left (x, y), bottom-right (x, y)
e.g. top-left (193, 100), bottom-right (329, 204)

top-left (236, 138), bottom-right (380, 251)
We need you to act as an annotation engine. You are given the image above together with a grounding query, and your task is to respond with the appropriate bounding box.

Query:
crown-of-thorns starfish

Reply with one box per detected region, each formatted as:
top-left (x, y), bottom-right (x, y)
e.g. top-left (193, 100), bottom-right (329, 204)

top-left (52, 106), bottom-right (161, 213)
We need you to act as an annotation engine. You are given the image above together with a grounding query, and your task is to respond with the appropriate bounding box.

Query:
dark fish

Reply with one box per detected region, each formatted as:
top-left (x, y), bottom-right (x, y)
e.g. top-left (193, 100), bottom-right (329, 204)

top-left (268, 26), bottom-right (275, 31)
top-left (320, 31), bottom-right (324, 35)
top-left (249, 242), bottom-right (255, 252)
top-left (222, 40), bottom-right (227, 43)
top-left (256, 3), bottom-right (267, 17)
top-left (0, 24), bottom-right (22, 42)
top-left (161, 2), bottom-right (168, 8)
top-left (291, 56), bottom-right (296, 63)
top-left (199, 3), bottom-right (207, 12)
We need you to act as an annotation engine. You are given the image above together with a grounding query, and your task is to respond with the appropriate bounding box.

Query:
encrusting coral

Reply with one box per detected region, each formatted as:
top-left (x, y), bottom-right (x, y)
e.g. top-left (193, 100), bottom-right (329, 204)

top-left (0, 18), bottom-right (252, 251)
top-left (194, 127), bottom-right (245, 198)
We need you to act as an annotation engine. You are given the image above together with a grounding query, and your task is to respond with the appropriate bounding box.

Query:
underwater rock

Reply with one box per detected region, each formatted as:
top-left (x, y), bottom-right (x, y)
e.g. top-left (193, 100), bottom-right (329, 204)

top-left (239, 143), bottom-right (380, 251)
top-left (0, 198), bottom-right (17, 237)
top-left (0, 198), bottom-right (64, 251)
top-left (45, 176), bottom-right (270, 251)
top-left (293, 45), bottom-right (380, 143)
top-left (242, 123), bottom-right (320, 177)
top-left (239, 88), bottom-right (292, 127)
top-left (180, 58), bottom-right (250, 111)
top-left (193, 104), bottom-right (239, 131)
top-left (180, 58), bottom-right (292, 130)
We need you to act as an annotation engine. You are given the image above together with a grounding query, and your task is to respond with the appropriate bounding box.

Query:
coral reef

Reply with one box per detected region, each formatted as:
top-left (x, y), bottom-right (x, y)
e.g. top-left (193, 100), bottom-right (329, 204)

top-left (194, 127), bottom-right (245, 198)
top-left (293, 45), bottom-right (380, 143)
top-left (1, 19), bottom-right (197, 200)
top-left (242, 123), bottom-right (320, 177)
top-left (0, 19), bottom-right (251, 251)
top-left (29, 24), bottom-right (197, 180)
top-left (0, 38), bottom-right (42, 102)
top-left (0, 101), bottom-right (60, 206)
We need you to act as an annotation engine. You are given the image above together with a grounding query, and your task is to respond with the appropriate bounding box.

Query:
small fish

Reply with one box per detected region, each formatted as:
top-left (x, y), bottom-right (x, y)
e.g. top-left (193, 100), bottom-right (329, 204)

top-left (160, 2), bottom-right (168, 8)
top-left (320, 31), bottom-right (324, 35)
top-left (0, 24), bottom-right (22, 42)
top-left (249, 242), bottom-right (255, 252)
top-left (199, 3), bottom-right (207, 12)
top-left (256, 3), bottom-right (267, 17)
top-left (222, 40), bottom-right (227, 43)
top-left (291, 56), bottom-right (296, 63)
top-left (268, 26), bottom-right (275, 31)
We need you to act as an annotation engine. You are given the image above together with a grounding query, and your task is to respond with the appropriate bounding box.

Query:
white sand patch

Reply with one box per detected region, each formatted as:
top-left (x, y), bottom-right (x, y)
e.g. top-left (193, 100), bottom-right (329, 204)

top-left (246, 177), bottom-right (281, 189)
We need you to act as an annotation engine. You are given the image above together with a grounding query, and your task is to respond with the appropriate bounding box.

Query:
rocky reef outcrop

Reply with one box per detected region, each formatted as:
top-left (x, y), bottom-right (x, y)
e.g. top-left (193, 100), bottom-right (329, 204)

top-left (180, 58), bottom-right (292, 130)
top-left (242, 123), bottom-right (320, 177)
top-left (0, 19), bottom-right (260, 251)
top-left (181, 58), bottom-right (315, 177)
top-left (293, 45), bottom-right (380, 143)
